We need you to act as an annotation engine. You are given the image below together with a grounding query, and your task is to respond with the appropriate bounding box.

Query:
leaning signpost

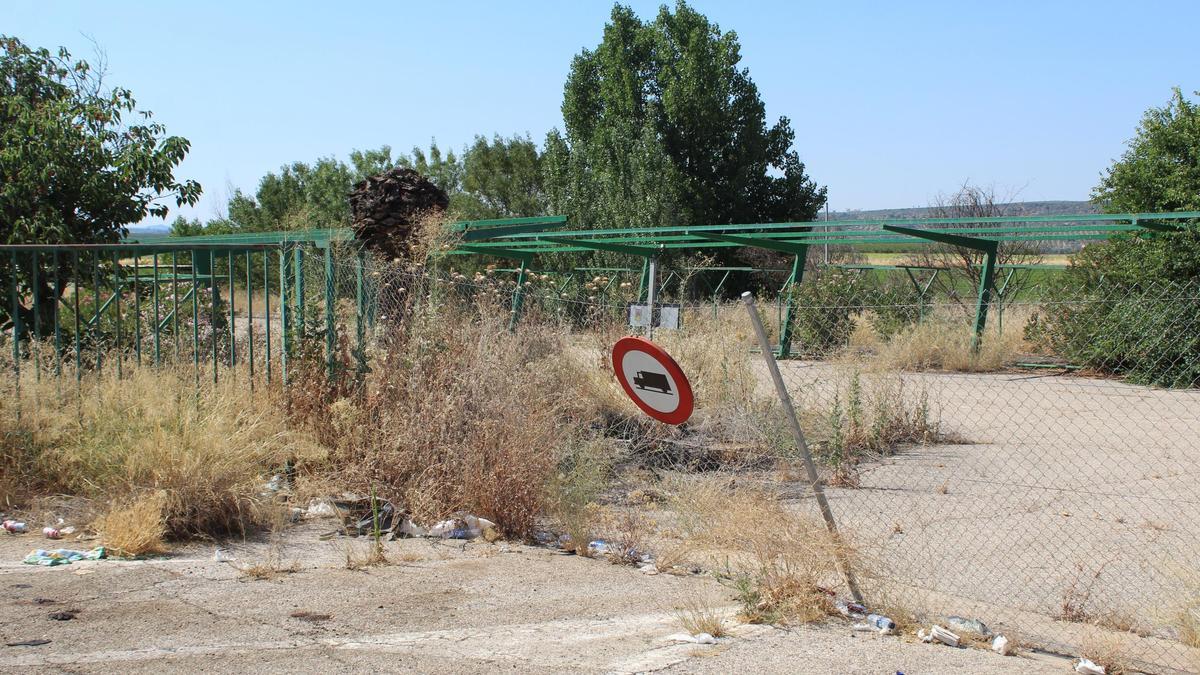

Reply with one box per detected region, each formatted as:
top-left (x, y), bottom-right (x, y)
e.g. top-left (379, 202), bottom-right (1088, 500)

top-left (610, 336), bottom-right (694, 426)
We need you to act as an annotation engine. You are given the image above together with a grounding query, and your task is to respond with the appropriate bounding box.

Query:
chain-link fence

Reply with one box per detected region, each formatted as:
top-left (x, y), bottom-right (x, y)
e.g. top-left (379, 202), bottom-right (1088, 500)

top-left (4, 242), bottom-right (1198, 671)
top-left (319, 252), bottom-right (1198, 672)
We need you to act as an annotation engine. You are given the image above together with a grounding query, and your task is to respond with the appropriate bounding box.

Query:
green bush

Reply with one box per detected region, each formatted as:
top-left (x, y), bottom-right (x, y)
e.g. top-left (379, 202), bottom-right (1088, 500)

top-left (865, 280), bottom-right (924, 340)
top-left (784, 271), bottom-right (864, 356)
top-left (1035, 225), bottom-right (1200, 388)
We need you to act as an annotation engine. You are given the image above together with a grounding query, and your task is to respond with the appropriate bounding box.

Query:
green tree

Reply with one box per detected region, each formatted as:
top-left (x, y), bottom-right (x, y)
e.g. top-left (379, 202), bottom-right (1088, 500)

top-left (1094, 88), bottom-right (1200, 214)
top-left (1036, 88), bottom-right (1200, 387)
top-left (0, 35), bottom-right (200, 335)
top-left (544, 1), bottom-right (825, 254)
top-left (458, 134), bottom-right (547, 220)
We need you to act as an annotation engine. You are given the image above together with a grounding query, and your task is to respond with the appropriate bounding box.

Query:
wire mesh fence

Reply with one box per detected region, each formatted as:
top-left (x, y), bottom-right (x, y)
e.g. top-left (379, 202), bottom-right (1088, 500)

top-left (3, 243), bottom-right (1198, 670)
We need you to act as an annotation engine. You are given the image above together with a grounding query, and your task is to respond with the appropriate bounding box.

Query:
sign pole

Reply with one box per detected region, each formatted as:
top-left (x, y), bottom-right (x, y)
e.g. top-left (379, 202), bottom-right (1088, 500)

top-left (646, 255), bottom-right (657, 340)
top-left (741, 291), bottom-right (863, 604)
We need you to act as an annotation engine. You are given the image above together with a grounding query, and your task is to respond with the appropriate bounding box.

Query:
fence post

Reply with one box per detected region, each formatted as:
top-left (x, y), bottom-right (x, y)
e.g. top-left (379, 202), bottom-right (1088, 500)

top-left (971, 242), bottom-right (999, 352)
top-left (508, 258), bottom-right (528, 332)
top-left (741, 291), bottom-right (863, 604)
top-left (324, 245), bottom-right (335, 378)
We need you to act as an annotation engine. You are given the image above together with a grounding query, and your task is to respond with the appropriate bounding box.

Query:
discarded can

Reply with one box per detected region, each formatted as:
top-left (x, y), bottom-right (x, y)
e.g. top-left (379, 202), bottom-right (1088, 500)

top-left (3, 520), bottom-right (28, 534)
top-left (866, 613), bottom-right (897, 633)
top-left (42, 527), bottom-right (61, 539)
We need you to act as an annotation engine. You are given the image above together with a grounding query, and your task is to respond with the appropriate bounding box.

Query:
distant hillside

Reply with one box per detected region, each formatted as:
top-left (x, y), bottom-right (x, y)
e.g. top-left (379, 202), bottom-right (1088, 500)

top-left (827, 200), bottom-right (1097, 221)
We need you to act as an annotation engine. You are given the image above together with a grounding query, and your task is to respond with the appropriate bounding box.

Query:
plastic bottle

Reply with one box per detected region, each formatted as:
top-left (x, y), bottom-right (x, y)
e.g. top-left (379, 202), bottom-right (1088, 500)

top-left (835, 600), bottom-right (867, 618)
top-left (867, 613), bottom-right (897, 633)
top-left (3, 520), bottom-right (28, 534)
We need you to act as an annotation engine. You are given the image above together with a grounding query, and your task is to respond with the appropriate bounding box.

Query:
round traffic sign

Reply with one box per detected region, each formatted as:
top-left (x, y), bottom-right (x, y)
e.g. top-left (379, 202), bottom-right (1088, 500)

top-left (611, 337), bottom-right (694, 425)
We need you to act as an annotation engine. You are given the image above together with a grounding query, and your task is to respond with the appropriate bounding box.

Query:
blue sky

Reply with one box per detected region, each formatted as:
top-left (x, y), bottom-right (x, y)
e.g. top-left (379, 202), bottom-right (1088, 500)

top-left (5, 1), bottom-right (1199, 224)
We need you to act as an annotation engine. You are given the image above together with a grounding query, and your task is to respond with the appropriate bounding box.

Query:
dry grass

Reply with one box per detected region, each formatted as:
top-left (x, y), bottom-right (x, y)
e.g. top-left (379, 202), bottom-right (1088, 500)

top-left (295, 300), bottom-right (586, 539)
top-left (1078, 630), bottom-right (1134, 675)
top-left (676, 594), bottom-right (731, 637)
top-left (862, 309), bottom-right (1028, 373)
top-left (0, 367), bottom-right (316, 539)
top-left (343, 539), bottom-right (390, 570)
top-left (95, 492), bottom-right (168, 557)
top-left (667, 478), bottom-right (855, 625)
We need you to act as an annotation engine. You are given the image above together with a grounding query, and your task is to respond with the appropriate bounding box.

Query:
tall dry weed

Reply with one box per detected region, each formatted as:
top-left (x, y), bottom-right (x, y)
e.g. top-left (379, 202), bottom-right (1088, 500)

top-left (296, 300), bottom-right (584, 538)
top-left (0, 367), bottom-right (312, 537)
top-left (667, 478), bottom-right (855, 625)
top-left (868, 311), bottom-right (1028, 372)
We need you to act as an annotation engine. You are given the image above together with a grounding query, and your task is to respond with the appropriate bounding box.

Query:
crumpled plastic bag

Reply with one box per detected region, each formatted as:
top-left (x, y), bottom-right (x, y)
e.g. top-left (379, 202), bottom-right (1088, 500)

top-left (23, 547), bottom-right (106, 566)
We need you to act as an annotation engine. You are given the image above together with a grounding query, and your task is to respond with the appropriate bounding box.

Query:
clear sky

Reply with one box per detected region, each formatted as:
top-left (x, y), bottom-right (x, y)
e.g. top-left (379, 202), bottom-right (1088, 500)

top-left (5, 1), bottom-right (1199, 224)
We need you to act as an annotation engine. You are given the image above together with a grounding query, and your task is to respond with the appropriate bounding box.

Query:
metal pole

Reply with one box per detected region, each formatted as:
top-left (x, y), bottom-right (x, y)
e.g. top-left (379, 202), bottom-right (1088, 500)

top-left (741, 291), bottom-right (863, 604)
top-left (646, 256), bottom-right (657, 341)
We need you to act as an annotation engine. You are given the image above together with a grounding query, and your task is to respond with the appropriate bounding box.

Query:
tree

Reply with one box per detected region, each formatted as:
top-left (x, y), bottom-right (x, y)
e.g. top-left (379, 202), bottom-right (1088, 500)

top-left (458, 134), bottom-right (547, 220)
top-left (544, 1), bottom-right (825, 263)
top-left (0, 35), bottom-right (200, 335)
top-left (1094, 88), bottom-right (1200, 214)
top-left (910, 183), bottom-right (1042, 309)
top-left (1034, 89), bottom-right (1200, 387)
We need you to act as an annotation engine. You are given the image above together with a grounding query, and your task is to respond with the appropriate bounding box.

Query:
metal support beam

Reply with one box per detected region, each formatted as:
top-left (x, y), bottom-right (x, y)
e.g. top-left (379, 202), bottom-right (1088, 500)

top-left (884, 225), bottom-right (999, 351)
top-left (508, 259), bottom-right (528, 332)
top-left (539, 237), bottom-right (659, 258)
top-left (777, 248), bottom-right (809, 359)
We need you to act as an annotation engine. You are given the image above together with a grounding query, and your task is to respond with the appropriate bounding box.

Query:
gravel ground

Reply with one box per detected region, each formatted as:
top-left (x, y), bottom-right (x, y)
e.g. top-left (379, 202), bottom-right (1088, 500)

top-left (0, 521), bottom-right (1064, 674)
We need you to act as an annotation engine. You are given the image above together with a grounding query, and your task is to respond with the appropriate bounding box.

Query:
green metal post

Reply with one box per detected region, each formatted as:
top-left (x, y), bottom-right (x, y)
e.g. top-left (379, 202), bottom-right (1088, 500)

top-left (279, 245), bottom-right (290, 387)
top-left (636, 257), bottom-right (650, 303)
top-left (10, 251), bottom-right (19, 379)
top-left (72, 252), bottom-right (81, 383)
top-left (263, 249), bottom-right (272, 384)
top-left (133, 254), bottom-right (141, 364)
top-left (227, 251), bottom-right (236, 368)
top-left (91, 252), bottom-right (101, 372)
top-left (246, 251), bottom-right (254, 385)
top-left (209, 250), bottom-right (218, 383)
top-left (31, 252), bottom-right (40, 380)
top-left (777, 247), bottom-right (809, 359)
top-left (508, 258), bottom-right (527, 332)
top-left (172, 253), bottom-right (180, 358)
top-left (971, 242), bottom-right (999, 352)
top-left (190, 251), bottom-right (200, 381)
top-left (113, 251), bottom-right (122, 379)
top-left (152, 254), bottom-right (161, 365)
top-left (294, 247), bottom-right (305, 336)
top-left (355, 249), bottom-right (365, 375)
top-left (324, 246), bottom-right (335, 377)
top-left (52, 251), bottom-right (61, 378)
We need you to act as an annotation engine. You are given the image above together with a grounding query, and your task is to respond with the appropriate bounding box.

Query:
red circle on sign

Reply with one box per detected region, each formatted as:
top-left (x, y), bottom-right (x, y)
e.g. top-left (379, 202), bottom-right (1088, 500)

top-left (611, 336), bottom-right (694, 425)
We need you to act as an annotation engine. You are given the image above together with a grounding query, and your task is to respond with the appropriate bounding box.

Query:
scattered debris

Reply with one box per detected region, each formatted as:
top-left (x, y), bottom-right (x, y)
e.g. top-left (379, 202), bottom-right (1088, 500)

top-left (3, 519), bottom-right (28, 533)
top-left (835, 600), bottom-right (868, 618)
top-left (22, 548), bottom-right (105, 566)
top-left (289, 610), bottom-right (332, 623)
top-left (398, 513), bottom-right (497, 540)
top-left (663, 632), bottom-right (718, 645)
top-left (946, 615), bottom-right (992, 637)
top-left (213, 547), bottom-right (236, 563)
top-left (638, 563), bottom-right (658, 575)
top-left (1074, 657), bottom-right (1106, 675)
top-left (305, 501), bottom-right (337, 518)
top-left (991, 634), bottom-right (1011, 656)
top-left (5, 639), bottom-right (50, 647)
top-left (48, 609), bottom-right (78, 621)
top-left (918, 625), bottom-right (961, 647)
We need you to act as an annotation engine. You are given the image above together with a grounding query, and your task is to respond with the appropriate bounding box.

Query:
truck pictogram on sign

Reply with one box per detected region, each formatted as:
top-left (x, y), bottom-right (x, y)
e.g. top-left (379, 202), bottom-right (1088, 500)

top-left (633, 370), bottom-right (672, 394)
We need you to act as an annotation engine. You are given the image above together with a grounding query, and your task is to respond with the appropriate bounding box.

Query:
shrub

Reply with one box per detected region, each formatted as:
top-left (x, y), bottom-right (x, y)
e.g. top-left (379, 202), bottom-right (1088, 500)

top-left (1033, 223), bottom-right (1200, 388)
top-left (783, 271), bottom-right (864, 356)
